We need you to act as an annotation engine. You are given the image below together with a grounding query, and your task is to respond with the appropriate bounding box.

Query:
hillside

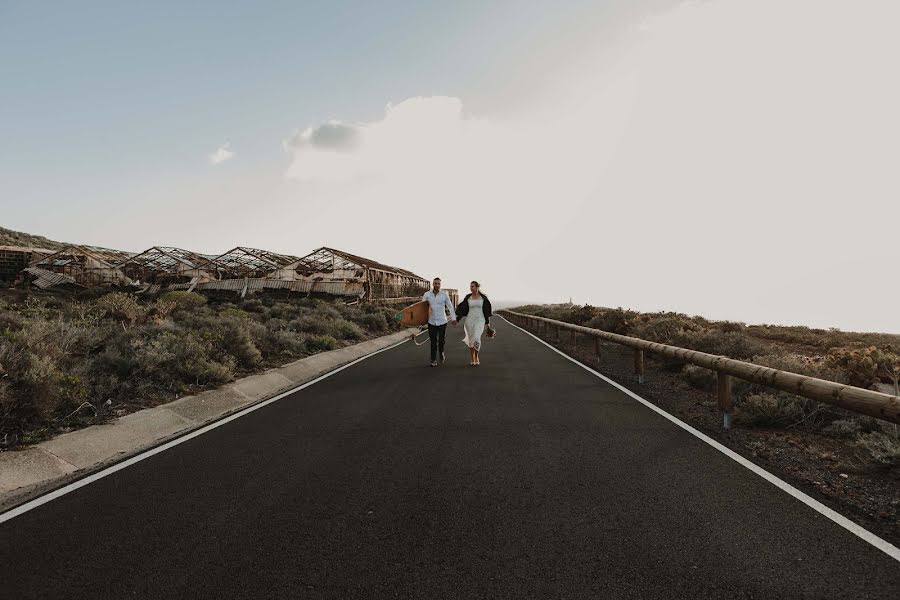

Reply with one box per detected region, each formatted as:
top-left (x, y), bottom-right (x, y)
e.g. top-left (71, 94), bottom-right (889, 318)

top-left (0, 225), bottom-right (68, 250)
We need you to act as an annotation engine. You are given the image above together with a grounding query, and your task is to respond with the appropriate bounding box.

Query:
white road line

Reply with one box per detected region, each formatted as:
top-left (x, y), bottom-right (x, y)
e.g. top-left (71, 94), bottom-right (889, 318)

top-left (0, 337), bottom-right (411, 525)
top-left (499, 315), bottom-right (900, 563)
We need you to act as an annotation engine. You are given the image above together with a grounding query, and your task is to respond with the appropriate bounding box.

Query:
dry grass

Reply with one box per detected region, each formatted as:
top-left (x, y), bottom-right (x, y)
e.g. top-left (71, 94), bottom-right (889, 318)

top-left (0, 292), bottom-right (404, 447)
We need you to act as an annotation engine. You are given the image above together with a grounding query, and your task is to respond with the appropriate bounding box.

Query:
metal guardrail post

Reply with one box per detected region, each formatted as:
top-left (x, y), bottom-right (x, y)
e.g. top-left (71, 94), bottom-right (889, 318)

top-left (718, 372), bottom-right (733, 430)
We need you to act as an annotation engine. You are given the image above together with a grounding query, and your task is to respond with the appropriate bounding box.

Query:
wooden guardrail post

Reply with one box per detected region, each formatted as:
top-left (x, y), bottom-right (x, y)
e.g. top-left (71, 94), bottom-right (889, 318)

top-left (572, 330), bottom-right (577, 351)
top-left (498, 310), bottom-right (900, 425)
top-left (634, 349), bottom-right (645, 383)
top-left (594, 337), bottom-right (601, 365)
top-left (718, 372), bottom-right (733, 430)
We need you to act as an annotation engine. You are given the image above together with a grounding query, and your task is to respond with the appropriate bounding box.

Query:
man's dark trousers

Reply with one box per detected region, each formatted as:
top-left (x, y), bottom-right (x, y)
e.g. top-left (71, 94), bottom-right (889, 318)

top-left (428, 323), bottom-right (447, 362)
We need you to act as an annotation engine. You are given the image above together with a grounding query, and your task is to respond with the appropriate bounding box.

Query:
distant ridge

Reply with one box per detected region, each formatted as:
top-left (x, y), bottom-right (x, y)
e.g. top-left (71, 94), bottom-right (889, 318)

top-left (0, 226), bottom-right (69, 251)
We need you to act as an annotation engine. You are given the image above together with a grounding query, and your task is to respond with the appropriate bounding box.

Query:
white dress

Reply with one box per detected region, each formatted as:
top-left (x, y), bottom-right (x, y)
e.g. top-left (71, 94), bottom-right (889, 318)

top-left (462, 296), bottom-right (486, 351)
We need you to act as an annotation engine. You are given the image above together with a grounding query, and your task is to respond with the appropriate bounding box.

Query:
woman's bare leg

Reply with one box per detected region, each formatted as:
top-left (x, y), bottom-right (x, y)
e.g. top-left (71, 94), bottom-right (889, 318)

top-left (469, 347), bottom-right (475, 365)
top-left (474, 348), bottom-right (480, 365)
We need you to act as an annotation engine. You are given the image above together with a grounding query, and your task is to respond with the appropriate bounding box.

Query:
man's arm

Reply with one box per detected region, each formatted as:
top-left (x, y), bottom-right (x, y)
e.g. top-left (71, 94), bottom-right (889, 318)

top-left (445, 294), bottom-right (457, 323)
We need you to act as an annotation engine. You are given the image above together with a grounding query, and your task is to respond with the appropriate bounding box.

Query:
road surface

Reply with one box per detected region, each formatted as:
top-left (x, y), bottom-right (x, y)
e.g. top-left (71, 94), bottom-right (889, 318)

top-left (2, 317), bottom-right (898, 598)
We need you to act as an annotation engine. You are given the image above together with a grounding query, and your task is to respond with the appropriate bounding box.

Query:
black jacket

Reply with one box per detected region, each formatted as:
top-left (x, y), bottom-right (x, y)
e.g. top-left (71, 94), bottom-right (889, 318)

top-left (455, 293), bottom-right (492, 324)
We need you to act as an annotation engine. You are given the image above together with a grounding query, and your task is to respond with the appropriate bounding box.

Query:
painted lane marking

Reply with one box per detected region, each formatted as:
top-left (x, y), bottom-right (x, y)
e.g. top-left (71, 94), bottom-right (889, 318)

top-left (499, 315), bottom-right (900, 563)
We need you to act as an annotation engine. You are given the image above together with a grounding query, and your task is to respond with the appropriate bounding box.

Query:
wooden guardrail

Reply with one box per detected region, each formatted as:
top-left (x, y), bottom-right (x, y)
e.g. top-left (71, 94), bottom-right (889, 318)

top-left (500, 310), bottom-right (900, 428)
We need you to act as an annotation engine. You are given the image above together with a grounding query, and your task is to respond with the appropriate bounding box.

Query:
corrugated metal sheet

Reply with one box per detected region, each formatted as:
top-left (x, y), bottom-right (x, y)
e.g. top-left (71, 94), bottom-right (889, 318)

top-left (178, 278), bottom-right (366, 297)
top-left (22, 267), bottom-right (78, 289)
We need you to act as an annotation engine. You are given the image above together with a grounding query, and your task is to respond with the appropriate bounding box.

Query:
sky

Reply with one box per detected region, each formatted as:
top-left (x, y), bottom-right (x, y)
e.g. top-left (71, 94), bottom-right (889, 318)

top-left (1, 0), bottom-right (898, 332)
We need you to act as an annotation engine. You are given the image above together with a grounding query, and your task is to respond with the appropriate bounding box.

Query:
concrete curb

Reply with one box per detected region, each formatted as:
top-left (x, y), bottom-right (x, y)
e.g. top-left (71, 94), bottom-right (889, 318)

top-left (0, 327), bottom-right (418, 510)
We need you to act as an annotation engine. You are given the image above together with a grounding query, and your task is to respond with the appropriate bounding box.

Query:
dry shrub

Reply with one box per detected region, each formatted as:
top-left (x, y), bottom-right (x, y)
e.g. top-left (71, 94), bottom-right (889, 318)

top-left (291, 315), bottom-right (331, 336)
top-left (354, 311), bottom-right (388, 332)
top-left (751, 353), bottom-right (847, 383)
top-left (158, 291), bottom-right (207, 312)
top-left (331, 319), bottom-right (364, 340)
top-left (306, 335), bottom-right (337, 352)
top-left (251, 327), bottom-right (308, 359)
top-left (681, 364), bottom-right (717, 391)
top-left (735, 393), bottom-right (806, 427)
top-left (94, 292), bottom-right (144, 324)
top-left (632, 315), bottom-right (703, 345)
top-left (673, 330), bottom-right (770, 360)
top-left (856, 432), bottom-right (900, 469)
top-left (585, 308), bottom-right (639, 335)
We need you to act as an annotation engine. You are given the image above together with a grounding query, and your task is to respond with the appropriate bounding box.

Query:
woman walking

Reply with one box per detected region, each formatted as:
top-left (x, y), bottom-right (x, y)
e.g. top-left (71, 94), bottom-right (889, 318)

top-left (455, 281), bottom-right (493, 366)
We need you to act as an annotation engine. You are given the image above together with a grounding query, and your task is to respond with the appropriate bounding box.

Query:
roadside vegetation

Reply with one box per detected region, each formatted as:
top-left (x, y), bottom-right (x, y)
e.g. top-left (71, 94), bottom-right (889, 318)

top-left (513, 304), bottom-right (900, 472)
top-left (0, 290), bottom-right (404, 448)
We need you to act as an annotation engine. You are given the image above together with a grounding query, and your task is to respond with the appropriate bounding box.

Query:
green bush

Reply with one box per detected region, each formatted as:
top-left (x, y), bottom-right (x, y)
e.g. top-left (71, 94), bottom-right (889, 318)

top-left (290, 315), bottom-right (331, 335)
top-left (220, 307), bottom-right (251, 321)
top-left (306, 335), bottom-right (337, 353)
top-left (317, 305), bottom-right (342, 320)
top-left (269, 302), bottom-right (302, 320)
top-left (354, 311), bottom-right (388, 332)
top-left (158, 291), bottom-right (207, 312)
top-left (253, 328), bottom-right (308, 359)
top-left (212, 318), bottom-right (262, 369)
top-left (826, 346), bottom-right (880, 388)
top-left (332, 319), bottom-right (364, 340)
top-left (94, 292), bottom-right (144, 324)
top-left (241, 298), bottom-right (266, 313)
top-left (132, 332), bottom-right (233, 387)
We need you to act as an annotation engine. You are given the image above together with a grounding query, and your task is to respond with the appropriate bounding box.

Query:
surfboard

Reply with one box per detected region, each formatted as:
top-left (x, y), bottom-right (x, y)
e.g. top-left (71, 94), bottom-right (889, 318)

top-left (399, 300), bottom-right (430, 327)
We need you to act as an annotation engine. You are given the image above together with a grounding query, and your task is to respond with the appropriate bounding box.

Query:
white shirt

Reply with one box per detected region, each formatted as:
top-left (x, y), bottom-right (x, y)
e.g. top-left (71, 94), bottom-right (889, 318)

top-left (422, 289), bottom-right (456, 326)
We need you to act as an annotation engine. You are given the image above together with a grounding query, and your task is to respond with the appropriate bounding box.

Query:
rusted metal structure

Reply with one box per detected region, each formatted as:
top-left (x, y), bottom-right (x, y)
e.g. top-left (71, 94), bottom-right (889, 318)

top-left (5, 240), bottom-right (452, 304)
top-left (169, 277), bottom-right (367, 299)
top-left (29, 245), bottom-right (133, 287)
top-left (20, 267), bottom-right (80, 290)
top-left (295, 247), bottom-right (455, 303)
top-left (502, 310), bottom-right (900, 427)
top-left (116, 247), bottom-right (217, 286)
top-left (204, 247), bottom-right (307, 280)
top-left (0, 246), bottom-right (55, 282)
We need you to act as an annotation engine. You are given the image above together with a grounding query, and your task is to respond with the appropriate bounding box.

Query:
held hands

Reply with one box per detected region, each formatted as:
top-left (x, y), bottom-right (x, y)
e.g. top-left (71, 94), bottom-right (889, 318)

top-left (451, 320), bottom-right (458, 325)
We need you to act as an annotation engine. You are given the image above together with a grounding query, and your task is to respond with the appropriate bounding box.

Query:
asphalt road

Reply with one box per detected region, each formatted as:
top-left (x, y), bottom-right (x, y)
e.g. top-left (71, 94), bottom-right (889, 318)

top-left (2, 317), bottom-right (898, 599)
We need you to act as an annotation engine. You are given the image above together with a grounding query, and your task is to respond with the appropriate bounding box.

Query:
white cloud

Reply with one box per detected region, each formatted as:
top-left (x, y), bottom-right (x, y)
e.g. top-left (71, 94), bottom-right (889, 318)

top-left (208, 142), bottom-right (235, 165)
top-left (278, 0), bottom-right (899, 332)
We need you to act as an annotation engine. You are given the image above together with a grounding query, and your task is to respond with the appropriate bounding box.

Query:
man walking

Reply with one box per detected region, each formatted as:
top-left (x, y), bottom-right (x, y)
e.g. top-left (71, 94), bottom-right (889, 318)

top-left (422, 277), bottom-right (456, 367)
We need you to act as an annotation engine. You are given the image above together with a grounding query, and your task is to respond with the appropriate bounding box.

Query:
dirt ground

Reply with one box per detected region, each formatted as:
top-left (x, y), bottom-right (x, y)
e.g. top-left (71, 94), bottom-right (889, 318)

top-left (517, 320), bottom-right (900, 547)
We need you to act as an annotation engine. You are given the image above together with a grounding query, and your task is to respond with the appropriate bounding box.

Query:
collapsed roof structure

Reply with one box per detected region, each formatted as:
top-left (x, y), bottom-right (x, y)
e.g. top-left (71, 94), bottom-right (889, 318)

top-left (296, 247), bottom-right (435, 303)
top-left (8, 241), bottom-right (454, 303)
top-left (29, 245), bottom-right (133, 287)
top-left (204, 247), bottom-right (307, 280)
top-left (117, 246), bottom-right (216, 286)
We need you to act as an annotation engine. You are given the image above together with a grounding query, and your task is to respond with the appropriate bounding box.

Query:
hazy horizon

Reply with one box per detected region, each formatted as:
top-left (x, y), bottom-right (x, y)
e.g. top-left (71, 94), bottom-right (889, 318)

top-left (2, 1), bottom-right (898, 333)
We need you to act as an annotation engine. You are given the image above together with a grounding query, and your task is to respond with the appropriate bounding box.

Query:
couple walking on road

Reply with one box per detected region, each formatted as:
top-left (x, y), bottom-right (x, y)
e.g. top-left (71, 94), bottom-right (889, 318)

top-left (422, 277), bottom-right (494, 367)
